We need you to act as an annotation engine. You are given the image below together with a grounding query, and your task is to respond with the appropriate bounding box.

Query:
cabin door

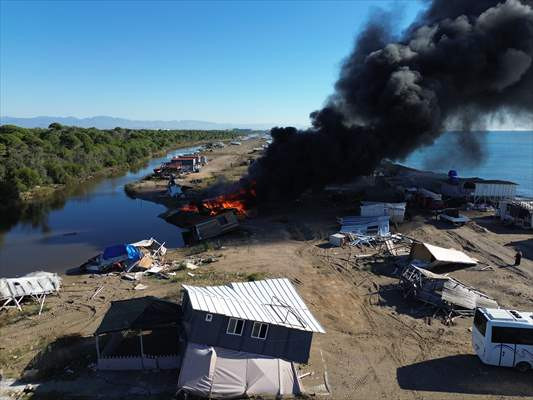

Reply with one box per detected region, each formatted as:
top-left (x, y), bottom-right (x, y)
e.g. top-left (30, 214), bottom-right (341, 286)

top-left (499, 344), bottom-right (516, 367)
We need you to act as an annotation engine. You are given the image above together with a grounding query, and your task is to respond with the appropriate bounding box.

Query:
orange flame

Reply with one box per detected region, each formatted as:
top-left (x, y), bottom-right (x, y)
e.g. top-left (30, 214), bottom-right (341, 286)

top-left (180, 183), bottom-right (255, 216)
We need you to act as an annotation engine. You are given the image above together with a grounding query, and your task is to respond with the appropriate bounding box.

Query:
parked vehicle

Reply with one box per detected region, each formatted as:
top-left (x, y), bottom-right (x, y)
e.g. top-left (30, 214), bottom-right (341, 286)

top-left (472, 307), bottom-right (533, 372)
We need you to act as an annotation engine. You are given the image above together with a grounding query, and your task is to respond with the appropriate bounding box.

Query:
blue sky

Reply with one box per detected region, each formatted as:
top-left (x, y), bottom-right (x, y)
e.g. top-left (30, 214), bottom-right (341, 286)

top-left (0, 1), bottom-right (424, 125)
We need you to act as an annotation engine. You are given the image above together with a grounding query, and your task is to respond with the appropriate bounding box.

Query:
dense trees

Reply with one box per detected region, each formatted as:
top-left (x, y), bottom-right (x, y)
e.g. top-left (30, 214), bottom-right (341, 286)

top-left (0, 124), bottom-right (242, 202)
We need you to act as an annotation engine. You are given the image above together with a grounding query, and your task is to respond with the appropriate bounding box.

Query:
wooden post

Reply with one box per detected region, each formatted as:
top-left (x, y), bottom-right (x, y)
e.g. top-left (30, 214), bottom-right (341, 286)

top-left (95, 335), bottom-right (101, 359)
top-left (38, 294), bottom-right (46, 315)
top-left (139, 332), bottom-right (145, 369)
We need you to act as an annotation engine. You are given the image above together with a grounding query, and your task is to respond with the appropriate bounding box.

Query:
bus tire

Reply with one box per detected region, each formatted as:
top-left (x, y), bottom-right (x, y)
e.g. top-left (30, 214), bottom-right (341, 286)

top-left (516, 362), bottom-right (531, 373)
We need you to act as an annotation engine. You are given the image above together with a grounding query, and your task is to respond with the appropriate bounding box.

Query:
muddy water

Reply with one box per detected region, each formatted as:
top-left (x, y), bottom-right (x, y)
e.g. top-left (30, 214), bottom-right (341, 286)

top-left (0, 146), bottom-right (202, 277)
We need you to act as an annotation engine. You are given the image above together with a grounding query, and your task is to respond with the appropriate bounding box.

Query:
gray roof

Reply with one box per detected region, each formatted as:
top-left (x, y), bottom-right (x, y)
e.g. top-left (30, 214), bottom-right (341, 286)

top-left (182, 278), bottom-right (325, 333)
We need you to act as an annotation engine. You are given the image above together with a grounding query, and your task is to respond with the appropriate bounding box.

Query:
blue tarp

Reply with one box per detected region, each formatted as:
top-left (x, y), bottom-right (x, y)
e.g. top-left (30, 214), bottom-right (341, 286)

top-left (102, 244), bottom-right (142, 261)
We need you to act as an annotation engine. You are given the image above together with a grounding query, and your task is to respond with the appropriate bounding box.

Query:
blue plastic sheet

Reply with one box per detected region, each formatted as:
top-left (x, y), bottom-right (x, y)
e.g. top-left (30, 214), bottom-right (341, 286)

top-left (102, 244), bottom-right (142, 261)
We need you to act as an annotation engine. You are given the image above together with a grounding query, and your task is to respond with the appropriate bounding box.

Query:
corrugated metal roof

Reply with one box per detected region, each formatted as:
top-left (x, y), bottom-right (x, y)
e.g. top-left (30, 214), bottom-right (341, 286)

top-left (0, 272), bottom-right (61, 300)
top-left (182, 278), bottom-right (325, 333)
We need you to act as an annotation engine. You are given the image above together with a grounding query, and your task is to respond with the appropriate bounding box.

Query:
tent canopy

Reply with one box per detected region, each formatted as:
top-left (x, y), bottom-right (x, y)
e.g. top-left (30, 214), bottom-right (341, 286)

top-left (95, 296), bottom-right (181, 335)
top-left (103, 244), bottom-right (142, 261)
top-left (178, 342), bottom-right (301, 399)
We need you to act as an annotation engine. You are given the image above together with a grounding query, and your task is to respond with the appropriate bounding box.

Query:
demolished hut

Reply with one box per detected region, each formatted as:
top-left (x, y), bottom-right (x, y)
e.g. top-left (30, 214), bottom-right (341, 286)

top-left (80, 238), bottom-right (167, 273)
top-left (94, 296), bottom-right (182, 370)
top-left (498, 199), bottom-right (533, 229)
top-left (410, 242), bottom-right (477, 270)
top-left (178, 278), bottom-right (325, 398)
top-left (0, 272), bottom-right (61, 314)
top-left (400, 264), bottom-right (498, 314)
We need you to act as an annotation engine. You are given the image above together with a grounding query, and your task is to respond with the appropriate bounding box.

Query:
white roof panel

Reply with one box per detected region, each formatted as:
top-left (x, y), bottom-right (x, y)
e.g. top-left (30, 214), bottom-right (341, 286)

top-left (0, 272), bottom-right (61, 300)
top-left (182, 278), bottom-right (325, 333)
top-left (423, 243), bottom-right (477, 266)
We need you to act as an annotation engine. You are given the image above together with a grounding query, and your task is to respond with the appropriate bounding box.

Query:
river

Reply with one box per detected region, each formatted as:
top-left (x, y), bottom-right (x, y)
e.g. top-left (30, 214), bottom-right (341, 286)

top-left (0, 145), bottom-right (202, 278)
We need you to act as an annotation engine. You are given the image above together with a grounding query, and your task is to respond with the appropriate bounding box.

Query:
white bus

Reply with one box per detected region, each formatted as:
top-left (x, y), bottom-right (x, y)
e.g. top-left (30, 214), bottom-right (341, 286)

top-left (472, 308), bottom-right (533, 372)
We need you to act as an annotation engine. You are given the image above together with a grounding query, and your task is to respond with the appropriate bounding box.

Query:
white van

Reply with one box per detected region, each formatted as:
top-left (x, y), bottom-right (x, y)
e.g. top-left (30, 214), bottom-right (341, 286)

top-left (472, 308), bottom-right (533, 372)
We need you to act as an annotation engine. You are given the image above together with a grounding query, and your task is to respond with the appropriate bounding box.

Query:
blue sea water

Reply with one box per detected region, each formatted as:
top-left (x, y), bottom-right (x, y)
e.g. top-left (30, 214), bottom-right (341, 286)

top-left (400, 131), bottom-right (533, 197)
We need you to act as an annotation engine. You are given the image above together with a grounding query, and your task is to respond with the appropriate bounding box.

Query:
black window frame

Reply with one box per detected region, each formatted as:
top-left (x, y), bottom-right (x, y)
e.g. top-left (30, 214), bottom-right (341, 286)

top-left (251, 322), bottom-right (269, 340)
top-left (226, 318), bottom-right (244, 336)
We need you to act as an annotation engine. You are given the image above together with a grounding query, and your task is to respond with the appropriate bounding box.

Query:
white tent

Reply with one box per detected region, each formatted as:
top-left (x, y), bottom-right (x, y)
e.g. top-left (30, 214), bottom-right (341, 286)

top-left (178, 342), bottom-right (302, 399)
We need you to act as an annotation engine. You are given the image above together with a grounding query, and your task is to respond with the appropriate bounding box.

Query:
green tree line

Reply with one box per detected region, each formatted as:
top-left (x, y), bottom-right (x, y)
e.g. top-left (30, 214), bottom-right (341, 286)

top-left (0, 123), bottom-right (243, 203)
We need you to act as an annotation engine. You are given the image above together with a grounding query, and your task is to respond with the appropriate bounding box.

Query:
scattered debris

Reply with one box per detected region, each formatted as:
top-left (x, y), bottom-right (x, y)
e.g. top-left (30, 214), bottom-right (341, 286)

top-left (329, 233), bottom-right (346, 247)
top-left (400, 264), bottom-right (498, 315)
top-left (134, 284), bottom-right (147, 290)
top-left (185, 262), bottom-right (198, 270)
top-left (89, 286), bottom-right (105, 300)
top-left (122, 272), bottom-right (143, 281)
top-left (436, 208), bottom-right (470, 226)
top-left (79, 238), bottom-right (167, 274)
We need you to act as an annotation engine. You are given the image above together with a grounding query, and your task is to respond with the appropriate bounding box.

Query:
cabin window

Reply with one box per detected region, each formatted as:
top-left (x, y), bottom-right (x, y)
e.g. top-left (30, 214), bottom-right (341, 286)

top-left (491, 327), bottom-right (533, 345)
top-left (205, 313), bottom-right (213, 322)
top-left (473, 309), bottom-right (487, 336)
top-left (251, 322), bottom-right (269, 340)
top-left (227, 318), bottom-right (244, 335)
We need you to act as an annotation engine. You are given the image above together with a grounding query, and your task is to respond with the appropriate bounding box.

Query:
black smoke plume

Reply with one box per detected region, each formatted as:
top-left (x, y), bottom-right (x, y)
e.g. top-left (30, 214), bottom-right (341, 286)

top-left (248, 0), bottom-right (533, 200)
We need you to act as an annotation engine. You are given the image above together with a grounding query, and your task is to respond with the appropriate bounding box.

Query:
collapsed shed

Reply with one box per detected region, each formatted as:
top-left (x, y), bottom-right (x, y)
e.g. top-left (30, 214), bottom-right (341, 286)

top-left (94, 296), bottom-right (182, 370)
top-left (410, 242), bottom-right (477, 270)
top-left (400, 264), bottom-right (498, 313)
top-left (0, 272), bottom-right (61, 314)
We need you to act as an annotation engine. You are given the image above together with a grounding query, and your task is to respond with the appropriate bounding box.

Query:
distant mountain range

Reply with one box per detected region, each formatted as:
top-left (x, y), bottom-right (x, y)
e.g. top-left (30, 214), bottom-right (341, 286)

top-left (0, 115), bottom-right (285, 131)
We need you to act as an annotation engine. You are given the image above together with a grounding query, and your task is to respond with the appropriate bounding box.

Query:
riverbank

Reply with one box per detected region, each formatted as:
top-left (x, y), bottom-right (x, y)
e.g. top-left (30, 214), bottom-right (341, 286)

top-left (124, 137), bottom-right (266, 209)
top-left (1, 137), bottom-right (532, 399)
top-left (15, 138), bottom-right (234, 205)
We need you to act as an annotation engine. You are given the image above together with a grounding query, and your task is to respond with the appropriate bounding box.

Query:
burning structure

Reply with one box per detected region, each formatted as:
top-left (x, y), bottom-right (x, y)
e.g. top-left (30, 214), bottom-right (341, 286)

top-left (246, 0), bottom-right (533, 201)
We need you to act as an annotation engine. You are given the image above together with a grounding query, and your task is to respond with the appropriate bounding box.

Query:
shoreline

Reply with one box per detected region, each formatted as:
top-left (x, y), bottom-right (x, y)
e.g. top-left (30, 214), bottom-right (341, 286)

top-left (14, 139), bottom-right (217, 205)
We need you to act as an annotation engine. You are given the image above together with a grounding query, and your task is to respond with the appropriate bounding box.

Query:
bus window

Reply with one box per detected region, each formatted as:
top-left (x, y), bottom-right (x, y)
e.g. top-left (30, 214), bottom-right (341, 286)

top-left (474, 309), bottom-right (488, 336)
top-left (492, 327), bottom-right (533, 345)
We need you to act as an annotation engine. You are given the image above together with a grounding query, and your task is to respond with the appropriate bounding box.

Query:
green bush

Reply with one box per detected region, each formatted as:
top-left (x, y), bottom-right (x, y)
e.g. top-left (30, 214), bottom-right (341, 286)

top-left (0, 124), bottom-right (249, 201)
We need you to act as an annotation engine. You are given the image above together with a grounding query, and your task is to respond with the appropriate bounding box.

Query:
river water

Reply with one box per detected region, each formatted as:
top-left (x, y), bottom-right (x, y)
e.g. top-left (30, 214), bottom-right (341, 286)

top-left (0, 145), bottom-right (202, 278)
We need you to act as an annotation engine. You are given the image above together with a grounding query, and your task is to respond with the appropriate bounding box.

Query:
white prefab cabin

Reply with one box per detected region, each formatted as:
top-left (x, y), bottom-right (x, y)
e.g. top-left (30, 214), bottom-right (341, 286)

top-left (472, 308), bottom-right (533, 372)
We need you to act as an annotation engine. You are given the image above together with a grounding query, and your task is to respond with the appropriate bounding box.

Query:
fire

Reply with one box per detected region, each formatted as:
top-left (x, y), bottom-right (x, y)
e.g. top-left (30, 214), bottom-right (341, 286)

top-left (180, 183), bottom-right (256, 216)
top-left (180, 203), bottom-right (200, 213)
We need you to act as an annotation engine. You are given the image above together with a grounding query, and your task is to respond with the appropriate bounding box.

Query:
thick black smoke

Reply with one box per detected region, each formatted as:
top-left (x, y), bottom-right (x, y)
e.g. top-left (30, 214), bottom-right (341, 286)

top-left (248, 0), bottom-right (533, 200)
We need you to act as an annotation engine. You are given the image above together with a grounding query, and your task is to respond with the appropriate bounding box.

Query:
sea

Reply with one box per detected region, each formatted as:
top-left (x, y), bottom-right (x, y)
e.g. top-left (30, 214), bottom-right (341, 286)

top-left (399, 131), bottom-right (533, 197)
